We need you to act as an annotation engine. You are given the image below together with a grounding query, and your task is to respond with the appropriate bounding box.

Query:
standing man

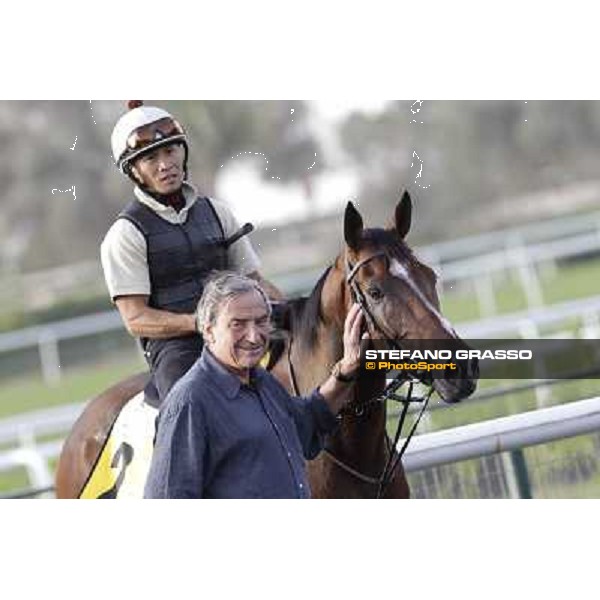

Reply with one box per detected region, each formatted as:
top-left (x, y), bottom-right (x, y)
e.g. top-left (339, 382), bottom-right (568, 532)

top-left (144, 273), bottom-right (366, 499)
top-left (101, 101), bottom-right (282, 406)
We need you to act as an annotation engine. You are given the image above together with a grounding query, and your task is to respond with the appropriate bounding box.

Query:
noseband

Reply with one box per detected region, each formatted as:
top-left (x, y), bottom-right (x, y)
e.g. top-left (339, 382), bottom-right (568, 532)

top-left (346, 252), bottom-right (388, 338)
top-left (346, 251), bottom-right (409, 346)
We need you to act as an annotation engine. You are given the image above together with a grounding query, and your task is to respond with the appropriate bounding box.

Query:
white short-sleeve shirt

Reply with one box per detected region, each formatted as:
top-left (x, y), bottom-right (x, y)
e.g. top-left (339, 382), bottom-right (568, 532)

top-left (100, 182), bottom-right (261, 302)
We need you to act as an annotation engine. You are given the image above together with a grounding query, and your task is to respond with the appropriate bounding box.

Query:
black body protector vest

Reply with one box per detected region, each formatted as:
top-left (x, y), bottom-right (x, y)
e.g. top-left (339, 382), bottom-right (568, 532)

top-left (118, 196), bottom-right (229, 315)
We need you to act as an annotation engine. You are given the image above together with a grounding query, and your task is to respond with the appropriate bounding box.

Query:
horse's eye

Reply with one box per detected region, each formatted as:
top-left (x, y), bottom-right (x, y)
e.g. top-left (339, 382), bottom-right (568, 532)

top-left (367, 286), bottom-right (383, 301)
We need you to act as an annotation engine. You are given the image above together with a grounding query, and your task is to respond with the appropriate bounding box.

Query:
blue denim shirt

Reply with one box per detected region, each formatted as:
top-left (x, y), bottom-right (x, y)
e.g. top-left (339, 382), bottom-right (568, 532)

top-left (144, 348), bottom-right (338, 498)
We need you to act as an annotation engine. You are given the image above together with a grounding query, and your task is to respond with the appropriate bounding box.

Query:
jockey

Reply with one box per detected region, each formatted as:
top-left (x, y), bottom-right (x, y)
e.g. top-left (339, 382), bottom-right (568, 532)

top-left (101, 101), bottom-right (283, 406)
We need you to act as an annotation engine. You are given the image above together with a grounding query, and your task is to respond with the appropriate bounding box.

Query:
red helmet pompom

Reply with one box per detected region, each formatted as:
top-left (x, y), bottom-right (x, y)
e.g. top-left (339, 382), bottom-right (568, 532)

top-left (127, 100), bottom-right (144, 110)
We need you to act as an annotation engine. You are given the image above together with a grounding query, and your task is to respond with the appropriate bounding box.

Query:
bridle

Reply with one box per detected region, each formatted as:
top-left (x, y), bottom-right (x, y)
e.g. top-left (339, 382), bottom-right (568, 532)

top-left (346, 251), bottom-right (398, 345)
top-left (287, 251), bottom-right (435, 499)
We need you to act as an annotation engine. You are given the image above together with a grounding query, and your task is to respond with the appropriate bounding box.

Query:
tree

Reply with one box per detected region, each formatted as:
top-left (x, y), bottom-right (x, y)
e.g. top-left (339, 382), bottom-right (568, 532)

top-left (0, 100), bottom-right (322, 271)
top-left (339, 101), bottom-right (600, 241)
top-left (164, 100), bottom-right (322, 195)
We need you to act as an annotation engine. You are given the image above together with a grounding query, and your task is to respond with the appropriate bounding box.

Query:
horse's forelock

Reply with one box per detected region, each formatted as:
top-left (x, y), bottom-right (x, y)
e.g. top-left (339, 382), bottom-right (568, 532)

top-left (360, 228), bottom-right (421, 270)
top-left (290, 230), bottom-right (432, 352)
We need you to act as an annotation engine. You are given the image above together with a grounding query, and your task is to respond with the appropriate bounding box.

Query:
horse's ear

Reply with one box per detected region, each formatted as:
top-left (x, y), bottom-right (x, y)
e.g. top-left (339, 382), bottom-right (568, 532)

top-left (395, 190), bottom-right (412, 239)
top-left (344, 202), bottom-right (364, 250)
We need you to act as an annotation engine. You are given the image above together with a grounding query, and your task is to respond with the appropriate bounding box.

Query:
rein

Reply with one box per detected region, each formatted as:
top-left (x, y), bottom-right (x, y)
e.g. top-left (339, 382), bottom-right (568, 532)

top-left (346, 251), bottom-right (436, 497)
top-left (287, 252), bottom-right (436, 498)
top-left (324, 379), bottom-right (434, 497)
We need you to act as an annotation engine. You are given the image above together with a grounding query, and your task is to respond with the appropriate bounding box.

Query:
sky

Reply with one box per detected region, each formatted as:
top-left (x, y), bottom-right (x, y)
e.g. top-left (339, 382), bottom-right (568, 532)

top-left (215, 100), bottom-right (391, 226)
top-left (308, 99), bottom-right (391, 122)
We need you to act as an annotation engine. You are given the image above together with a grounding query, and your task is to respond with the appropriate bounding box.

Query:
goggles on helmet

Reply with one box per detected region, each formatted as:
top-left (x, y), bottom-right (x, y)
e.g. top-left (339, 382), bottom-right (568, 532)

top-left (112, 105), bottom-right (189, 175)
top-left (126, 117), bottom-right (185, 153)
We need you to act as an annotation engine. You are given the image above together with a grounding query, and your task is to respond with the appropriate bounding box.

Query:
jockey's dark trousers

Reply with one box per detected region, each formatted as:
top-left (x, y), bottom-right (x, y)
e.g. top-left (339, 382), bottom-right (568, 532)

top-left (143, 335), bottom-right (204, 407)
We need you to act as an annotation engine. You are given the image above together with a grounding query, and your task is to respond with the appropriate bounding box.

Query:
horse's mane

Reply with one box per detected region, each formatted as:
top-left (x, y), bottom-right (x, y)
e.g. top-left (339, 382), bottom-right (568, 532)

top-left (287, 266), bottom-right (332, 351)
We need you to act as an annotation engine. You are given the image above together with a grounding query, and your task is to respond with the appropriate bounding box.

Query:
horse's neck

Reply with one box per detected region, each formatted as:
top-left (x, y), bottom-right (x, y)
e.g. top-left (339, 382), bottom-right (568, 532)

top-left (329, 371), bottom-right (389, 473)
top-left (291, 264), bottom-right (390, 466)
top-left (290, 261), bottom-right (346, 389)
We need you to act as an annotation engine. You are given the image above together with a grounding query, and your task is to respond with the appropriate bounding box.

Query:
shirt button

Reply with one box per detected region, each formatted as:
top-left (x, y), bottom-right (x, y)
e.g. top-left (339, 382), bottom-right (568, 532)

top-left (287, 452), bottom-right (291, 458)
top-left (299, 483), bottom-right (304, 489)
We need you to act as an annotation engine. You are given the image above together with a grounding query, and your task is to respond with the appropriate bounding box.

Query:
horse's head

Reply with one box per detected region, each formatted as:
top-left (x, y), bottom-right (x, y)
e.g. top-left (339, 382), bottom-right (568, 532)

top-left (342, 191), bottom-right (478, 403)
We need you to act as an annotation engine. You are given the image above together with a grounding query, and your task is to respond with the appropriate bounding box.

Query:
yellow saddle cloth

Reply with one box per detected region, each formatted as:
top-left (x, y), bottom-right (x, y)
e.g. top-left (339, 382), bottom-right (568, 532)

top-left (79, 393), bottom-right (158, 499)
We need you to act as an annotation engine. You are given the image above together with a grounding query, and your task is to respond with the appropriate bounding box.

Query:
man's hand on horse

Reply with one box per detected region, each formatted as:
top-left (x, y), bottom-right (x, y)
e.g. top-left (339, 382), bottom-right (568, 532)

top-left (340, 303), bottom-right (369, 376)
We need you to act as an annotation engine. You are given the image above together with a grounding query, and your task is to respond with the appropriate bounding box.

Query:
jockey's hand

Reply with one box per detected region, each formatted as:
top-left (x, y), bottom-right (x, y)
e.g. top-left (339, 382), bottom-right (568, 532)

top-left (340, 303), bottom-right (369, 376)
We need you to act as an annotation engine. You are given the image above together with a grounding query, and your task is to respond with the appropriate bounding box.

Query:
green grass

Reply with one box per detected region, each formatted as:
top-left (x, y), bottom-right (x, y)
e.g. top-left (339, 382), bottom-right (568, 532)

top-left (0, 353), bottom-right (145, 419)
top-left (441, 258), bottom-right (600, 323)
top-left (2, 255), bottom-right (600, 422)
top-left (0, 467), bottom-right (30, 495)
top-left (385, 375), bottom-right (600, 440)
top-left (3, 256), bottom-right (600, 497)
top-left (0, 354), bottom-right (145, 495)
top-left (0, 459), bottom-right (59, 496)
top-left (404, 431), bottom-right (600, 499)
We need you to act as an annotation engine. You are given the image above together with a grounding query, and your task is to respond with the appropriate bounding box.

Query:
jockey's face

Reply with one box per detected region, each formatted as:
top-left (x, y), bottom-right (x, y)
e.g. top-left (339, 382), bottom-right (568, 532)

top-left (206, 290), bottom-right (271, 374)
top-left (131, 143), bottom-right (185, 195)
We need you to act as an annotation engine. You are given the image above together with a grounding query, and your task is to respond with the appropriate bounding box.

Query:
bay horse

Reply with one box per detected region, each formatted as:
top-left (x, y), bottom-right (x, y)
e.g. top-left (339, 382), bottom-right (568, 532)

top-left (55, 191), bottom-right (478, 498)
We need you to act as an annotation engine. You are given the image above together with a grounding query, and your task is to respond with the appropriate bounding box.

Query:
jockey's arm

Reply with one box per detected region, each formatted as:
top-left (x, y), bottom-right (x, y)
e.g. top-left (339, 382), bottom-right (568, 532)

top-left (247, 271), bottom-right (284, 301)
top-left (115, 295), bottom-right (196, 339)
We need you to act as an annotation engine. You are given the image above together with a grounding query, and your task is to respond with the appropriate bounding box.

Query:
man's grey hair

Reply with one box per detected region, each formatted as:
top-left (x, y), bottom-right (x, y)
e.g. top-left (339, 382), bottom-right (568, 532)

top-left (196, 271), bottom-right (271, 333)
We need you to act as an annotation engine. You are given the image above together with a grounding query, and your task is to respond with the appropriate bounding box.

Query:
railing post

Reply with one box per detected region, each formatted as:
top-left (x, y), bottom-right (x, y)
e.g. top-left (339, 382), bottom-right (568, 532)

top-left (510, 241), bottom-right (544, 309)
top-left (38, 329), bottom-right (61, 386)
top-left (17, 426), bottom-right (54, 498)
top-left (501, 452), bottom-right (520, 498)
top-left (509, 449), bottom-right (533, 499)
top-left (518, 319), bottom-right (552, 408)
top-left (474, 272), bottom-right (497, 318)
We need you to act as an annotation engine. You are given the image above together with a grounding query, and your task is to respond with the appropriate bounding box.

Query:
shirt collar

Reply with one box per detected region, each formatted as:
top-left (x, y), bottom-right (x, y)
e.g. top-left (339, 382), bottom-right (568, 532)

top-left (201, 347), bottom-right (266, 399)
top-left (133, 181), bottom-right (199, 222)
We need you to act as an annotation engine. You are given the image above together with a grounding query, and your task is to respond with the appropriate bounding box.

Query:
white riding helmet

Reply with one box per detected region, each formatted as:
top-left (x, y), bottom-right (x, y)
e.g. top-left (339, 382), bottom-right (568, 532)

top-left (111, 101), bottom-right (188, 174)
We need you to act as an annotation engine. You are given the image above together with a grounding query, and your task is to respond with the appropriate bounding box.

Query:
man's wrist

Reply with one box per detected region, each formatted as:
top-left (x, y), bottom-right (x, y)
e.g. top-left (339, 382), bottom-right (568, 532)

top-left (331, 360), bottom-right (358, 383)
top-left (341, 358), bottom-right (360, 376)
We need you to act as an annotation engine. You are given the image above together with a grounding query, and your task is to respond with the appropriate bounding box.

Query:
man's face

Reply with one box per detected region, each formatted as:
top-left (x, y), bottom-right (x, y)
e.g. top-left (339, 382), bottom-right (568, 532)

top-left (205, 290), bottom-right (271, 372)
top-left (131, 143), bottom-right (186, 195)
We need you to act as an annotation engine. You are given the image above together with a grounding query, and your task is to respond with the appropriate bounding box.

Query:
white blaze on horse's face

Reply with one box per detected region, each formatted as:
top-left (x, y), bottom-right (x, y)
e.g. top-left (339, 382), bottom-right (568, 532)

top-left (388, 258), bottom-right (456, 338)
